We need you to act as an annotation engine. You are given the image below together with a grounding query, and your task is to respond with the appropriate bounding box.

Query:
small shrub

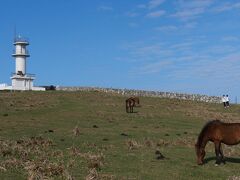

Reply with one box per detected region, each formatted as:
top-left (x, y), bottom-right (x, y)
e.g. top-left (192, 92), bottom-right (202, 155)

top-left (126, 139), bottom-right (142, 150)
top-left (73, 126), bottom-right (80, 136)
top-left (85, 168), bottom-right (99, 180)
top-left (87, 153), bottom-right (104, 170)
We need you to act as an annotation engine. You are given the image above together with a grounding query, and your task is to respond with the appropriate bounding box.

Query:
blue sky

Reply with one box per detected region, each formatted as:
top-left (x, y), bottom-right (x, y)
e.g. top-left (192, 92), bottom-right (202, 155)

top-left (0, 0), bottom-right (240, 98)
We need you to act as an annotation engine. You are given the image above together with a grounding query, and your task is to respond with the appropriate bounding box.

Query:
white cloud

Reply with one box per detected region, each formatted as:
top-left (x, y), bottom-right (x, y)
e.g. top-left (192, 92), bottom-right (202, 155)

top-left (155, 25), bottom-right (178, 31)
top-left (98, 5), bottom-right (113, 11)
top-left (123, 39), bottom-right (240, 83)
top-left (155, 22), bottom-right (197, 32)
top-left (212, 2), bottom-right (240, 13)
top-left (169, 42), bottom-right (193, 51)
top-left (132, 60), bottom-right (172, 74)
top-left (146, 10), bottom-right (165, 18)
top-left (177, 0), bottom-right (214, 9)
top-left (137, 4), bottom-right (147, 9)
top-left (128, 22), bottom-right (139, 28)
top-left (125, 43), bottom-right (172, 58)
top-left (171, 0), bottom-right (214, 21)
top-left (221, 36), bottom-right (239, 42)
top-left (129, 0), bottom-right (166, 19)
top-left (171, 7), bottom-right (205, 21)
top-left (183, 22), bottom-right (197, 29)
top-left (148, 0), bottom-right (165, 9)
top-left (137, 0), bottom-right (165, 9)
top-left (187, 53), bottom-right (240, 80)
top-left (126, 12), bottom-right (139, 17)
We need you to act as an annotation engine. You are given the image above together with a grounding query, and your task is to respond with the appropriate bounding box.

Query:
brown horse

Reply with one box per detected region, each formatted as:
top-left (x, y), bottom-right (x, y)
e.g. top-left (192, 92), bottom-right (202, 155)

top-left (130, 97), bottom-right (140, 107)
top-left (126, 97), bottom-right (140, 113)
top-left (195, 120), bottom-right (240, 165)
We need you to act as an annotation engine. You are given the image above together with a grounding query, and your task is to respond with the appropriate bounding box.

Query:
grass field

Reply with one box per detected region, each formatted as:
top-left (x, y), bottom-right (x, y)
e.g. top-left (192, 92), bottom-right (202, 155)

top-left (0, 91), bottom-right (240, 180)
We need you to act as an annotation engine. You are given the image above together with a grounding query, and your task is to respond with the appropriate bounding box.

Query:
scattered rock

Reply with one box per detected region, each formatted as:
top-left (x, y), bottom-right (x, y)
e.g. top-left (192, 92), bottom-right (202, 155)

top-left (120, 133), bottom-right (128, 137)
top-left (16, 140), bottom-right (24, 144)
top-left (156, 155), bottom-right (165, 160)
top-left (93, 125), bottom-right (99, 128)
top-left (155, 150), bottom-right (161, 155)
top-left (155, 150), bottom-right (165, 160)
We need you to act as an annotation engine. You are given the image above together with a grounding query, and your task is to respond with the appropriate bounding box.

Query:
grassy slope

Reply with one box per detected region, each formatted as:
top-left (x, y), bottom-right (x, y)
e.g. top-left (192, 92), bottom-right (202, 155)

top-left (0, 91), bottom-right (240, 179)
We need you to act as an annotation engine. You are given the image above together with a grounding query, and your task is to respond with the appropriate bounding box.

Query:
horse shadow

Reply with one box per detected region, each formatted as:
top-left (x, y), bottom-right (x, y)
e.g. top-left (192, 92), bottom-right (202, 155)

top-left (131, 111), bottom-right (138, 113)
top-left (204, 157), bottom-right (240, 164)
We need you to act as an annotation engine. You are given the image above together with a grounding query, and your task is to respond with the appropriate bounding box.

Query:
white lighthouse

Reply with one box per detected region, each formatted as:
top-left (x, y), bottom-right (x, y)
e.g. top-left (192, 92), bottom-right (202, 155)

top-left (11, 36), bottom-right (35, 90)
top-left (0, 35), bottom-right (45, 91)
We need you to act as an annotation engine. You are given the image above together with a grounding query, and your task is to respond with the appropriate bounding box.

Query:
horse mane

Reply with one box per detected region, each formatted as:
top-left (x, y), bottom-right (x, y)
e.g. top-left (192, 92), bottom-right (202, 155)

top-left (196, 120), bottom-right (222, 148)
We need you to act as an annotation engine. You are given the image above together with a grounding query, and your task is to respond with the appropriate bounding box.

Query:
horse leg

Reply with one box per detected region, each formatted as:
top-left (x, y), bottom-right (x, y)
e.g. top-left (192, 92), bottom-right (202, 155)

top-left (219, 143), bottom-right (226, 164)
top-left (126, 101), bottom-right (131, 113)
top-left (214, 141), bottom-right (221, 165)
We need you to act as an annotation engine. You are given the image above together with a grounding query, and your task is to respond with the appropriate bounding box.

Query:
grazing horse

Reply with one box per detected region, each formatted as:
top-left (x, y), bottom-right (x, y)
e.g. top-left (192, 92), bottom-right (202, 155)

top-left (130, 97), bottom-right (140, 107)
top-left (126, 97), bottom-right (140, 113)
top-left (195, 120), bottom-right (240, 165)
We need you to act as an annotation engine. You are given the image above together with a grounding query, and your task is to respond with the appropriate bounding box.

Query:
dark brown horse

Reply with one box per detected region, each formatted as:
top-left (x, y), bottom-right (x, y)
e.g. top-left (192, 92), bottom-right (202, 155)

top-left (130, 97), bottom-right (140, 107)
top-left (126, 97), bottom-right (140, 113)
top-left (195, 120), bottom-right (240, 165)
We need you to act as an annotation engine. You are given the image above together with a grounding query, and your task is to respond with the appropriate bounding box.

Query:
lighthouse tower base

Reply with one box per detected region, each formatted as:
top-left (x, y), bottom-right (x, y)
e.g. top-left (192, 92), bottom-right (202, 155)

top-left (11, 74), bottom-right (34, 90)
top-left (11, 73), bottom-right (45, 91)
top-left (0, 84), bottom-right (45, 91)
top-left (0, 74), bottom-right (45, 91)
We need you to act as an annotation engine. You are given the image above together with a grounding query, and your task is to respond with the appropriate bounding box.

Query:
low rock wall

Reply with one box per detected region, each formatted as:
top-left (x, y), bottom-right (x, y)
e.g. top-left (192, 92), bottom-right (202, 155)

top-left (56, 86), bottom-right (221, 103)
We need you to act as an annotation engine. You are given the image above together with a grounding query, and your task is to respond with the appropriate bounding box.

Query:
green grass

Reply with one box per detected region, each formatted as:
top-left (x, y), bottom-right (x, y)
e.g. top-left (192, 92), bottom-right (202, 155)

top-left (0, 91), bottom-right (240, 179)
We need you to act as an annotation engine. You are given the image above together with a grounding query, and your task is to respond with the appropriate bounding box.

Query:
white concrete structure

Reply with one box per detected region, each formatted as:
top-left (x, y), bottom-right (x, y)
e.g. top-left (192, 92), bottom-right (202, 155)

top-left (0, 36), bottom-right (45, 91)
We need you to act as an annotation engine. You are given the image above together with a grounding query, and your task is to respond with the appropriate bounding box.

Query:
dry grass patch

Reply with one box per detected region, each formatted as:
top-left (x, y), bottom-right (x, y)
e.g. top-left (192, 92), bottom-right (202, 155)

top-left (222, 145), bottom-right (240, 157)
top-left (173, 137), bottom-right (196, 148)
top-left (86, 153), bottom-right (104, 170)
top-left (228, 176), bottom-right (240, 180)
top-left (126, 139), bottom-right (142, 150)
top-left (0, 137), bottom-right (74, 179)
top-left (126, 138), bottom-right (173, 151)
top-left (85, 168), bottom-right (99, 180)
top-left (68, 146), bottom-right (105, 178)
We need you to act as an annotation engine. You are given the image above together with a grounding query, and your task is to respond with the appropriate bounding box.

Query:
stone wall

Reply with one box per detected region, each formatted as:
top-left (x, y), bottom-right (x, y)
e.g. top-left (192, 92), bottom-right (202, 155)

top-left (56, 86), bottom-right (222, 103)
